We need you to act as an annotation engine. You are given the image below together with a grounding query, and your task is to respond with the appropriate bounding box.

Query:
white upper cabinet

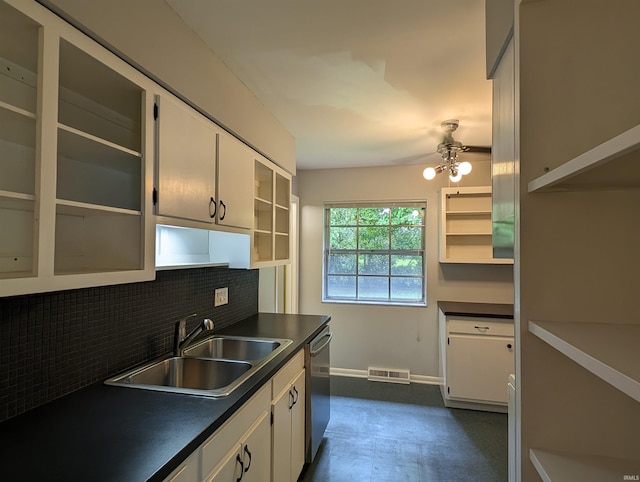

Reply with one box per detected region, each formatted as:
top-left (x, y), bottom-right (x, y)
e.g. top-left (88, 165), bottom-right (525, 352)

top-left (217, 130), bottom-right (254, 230)
top-left (155, 93), bottom-right (218, 224)
top-left (0, 0), bottom-right (39, 282)
top-left (0, 0), bottom-right (155, 297)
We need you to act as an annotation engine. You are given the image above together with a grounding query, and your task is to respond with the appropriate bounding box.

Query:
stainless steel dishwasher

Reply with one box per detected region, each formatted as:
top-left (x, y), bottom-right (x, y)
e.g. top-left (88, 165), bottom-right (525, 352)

top-left (305, 324), bottom-right (332, 463)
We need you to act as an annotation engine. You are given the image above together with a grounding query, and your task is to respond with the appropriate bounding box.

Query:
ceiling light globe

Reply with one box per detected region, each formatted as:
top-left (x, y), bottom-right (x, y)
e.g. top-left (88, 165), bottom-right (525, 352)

top-left (423, 167), bottom-right (436, 180)
top-left (458, 161), bottom-right (472, 175)
top-left (449, 172), bottom-right (462, 183)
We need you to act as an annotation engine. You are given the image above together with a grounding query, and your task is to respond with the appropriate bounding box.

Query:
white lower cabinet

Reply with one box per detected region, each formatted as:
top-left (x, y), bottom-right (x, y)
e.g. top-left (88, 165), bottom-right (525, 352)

top-left (272, 366), bottom-right (306, 482)
top-left (204, 411), bottom-right (271, 482)
top-left (440, 312), bottom-right (514, 411)
top-left (163, 383), bottom-right (271, 482)
top-left (163, 350), bottom-right (308, 482)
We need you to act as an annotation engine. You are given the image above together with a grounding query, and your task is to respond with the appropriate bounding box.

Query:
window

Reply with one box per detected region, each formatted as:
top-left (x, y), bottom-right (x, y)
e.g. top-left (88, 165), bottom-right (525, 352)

top-left (323, 202), bottom-right (426, 305)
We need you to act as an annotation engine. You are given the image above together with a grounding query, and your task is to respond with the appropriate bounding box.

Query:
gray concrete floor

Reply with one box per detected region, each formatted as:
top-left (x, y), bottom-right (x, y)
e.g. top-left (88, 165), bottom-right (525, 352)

top-left (299, 376), bottom-right (507, 482)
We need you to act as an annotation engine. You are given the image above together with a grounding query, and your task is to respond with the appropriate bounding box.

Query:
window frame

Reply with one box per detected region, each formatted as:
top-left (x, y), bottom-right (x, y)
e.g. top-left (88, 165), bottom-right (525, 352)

top-left (322, 201), bottom-right (427, 306)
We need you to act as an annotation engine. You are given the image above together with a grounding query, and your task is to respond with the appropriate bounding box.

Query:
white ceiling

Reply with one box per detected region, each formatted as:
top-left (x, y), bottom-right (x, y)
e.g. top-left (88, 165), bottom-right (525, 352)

top-left (165, 0), bottom-right (492, 171)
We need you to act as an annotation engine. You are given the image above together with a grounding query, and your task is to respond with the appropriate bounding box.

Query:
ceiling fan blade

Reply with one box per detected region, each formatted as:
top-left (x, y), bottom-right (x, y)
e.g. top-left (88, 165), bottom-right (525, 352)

top-left (390, 151), bottom-right (440, 165)
top-left (462, 145), bottom-right (491, 154)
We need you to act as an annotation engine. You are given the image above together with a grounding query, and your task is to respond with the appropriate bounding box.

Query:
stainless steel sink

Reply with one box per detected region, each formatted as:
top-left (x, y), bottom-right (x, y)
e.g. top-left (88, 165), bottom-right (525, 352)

top-left (105, 335), bottom-right (292, 397)
top-left (183, 335), bottom-right (288, 361)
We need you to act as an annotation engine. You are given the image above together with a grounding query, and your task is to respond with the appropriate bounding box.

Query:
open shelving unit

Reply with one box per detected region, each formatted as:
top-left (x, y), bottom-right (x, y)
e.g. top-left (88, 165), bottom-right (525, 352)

top-left (54, 39), bottom-right (145, 276)
top-left (524, 124), bottom-right (640, 478)
top-left (0, 0), bottom-right (155, 296)
top-left (523, 124), bottom-right (640, 478)
top-left (439, 186), bottom-right (513, 264)
top-left (0, 1), bottom-right (39, 281)
top-left (252, 157), bottom-right (291, 266)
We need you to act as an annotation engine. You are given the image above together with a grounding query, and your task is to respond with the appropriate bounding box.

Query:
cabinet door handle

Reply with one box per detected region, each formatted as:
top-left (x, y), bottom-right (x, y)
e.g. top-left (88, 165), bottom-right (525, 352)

top-left (209, 197), bottom-right (217, 218)
top-left (289, 388), bottom-right (295, 409)
top-left (507, 343), bottom-right (513, 349)
top-left (243, 445), bottom-right (252, 472)
top-left (292, 385), bottom-right (299, 405)
top-left (235, 454), bottom-right (244, 481)
top-left (219, 200), bottom-right (226, 220)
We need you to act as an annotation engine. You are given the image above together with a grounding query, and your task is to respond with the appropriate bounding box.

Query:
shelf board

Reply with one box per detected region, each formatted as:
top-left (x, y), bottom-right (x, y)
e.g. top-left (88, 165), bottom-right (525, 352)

top-left (529, 320), bottom-right (640, 403)
top-left (254, 196), bottom-right (272, 206)
top-left (275, 231), bottom-right (289, 237)
top-left (0, 100), bottom-right (36, 120)
top-left (528, 123), bottom-right (640, 192)
top-left (530, 449), bottom-right (640, 482)
top-left (253, 228), bottom-right (271, 235)
top-left (275, 203), bottom-right (289, 211)
top-left (56, 199), bottom-right (142, 217)
top-left (0, 102), bottom-right (36, 148)
top-left (440, 258), bottom-right (514, 265)
top-left (445, 210), bottom-right (491, 215)
top-left (58, 123), bottom-right (142, 159)
top-left (0, 190), bottom-right (35, 202)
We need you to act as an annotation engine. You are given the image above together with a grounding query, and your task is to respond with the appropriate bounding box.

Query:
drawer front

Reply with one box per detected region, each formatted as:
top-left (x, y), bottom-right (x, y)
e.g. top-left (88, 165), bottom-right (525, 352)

top-left (201, 383), bottom-right (270, 477)
top-left (272, 349), bottom-right (304, 398)
top-left (447, 318), bottom-right (514, 337)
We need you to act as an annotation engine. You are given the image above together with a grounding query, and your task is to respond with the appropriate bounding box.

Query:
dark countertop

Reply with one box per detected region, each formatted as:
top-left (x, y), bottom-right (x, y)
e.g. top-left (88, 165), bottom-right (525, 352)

top-left (0, 313), bottom-right (330, 482)
top-left (438, 301), bottom-right (514, 319)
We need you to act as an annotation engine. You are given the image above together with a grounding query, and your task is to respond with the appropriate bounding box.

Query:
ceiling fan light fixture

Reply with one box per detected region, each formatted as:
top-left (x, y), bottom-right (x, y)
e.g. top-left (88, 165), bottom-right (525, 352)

top-left (423, 166), bottom-right (437, 180)
top-left (423, 119), bottom-right (480, 183)
top-left (458, 161), bottom-right (472, 175)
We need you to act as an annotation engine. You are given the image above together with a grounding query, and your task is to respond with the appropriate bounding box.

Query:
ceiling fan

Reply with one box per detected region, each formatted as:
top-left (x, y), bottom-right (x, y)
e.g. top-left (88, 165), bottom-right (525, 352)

top-left (423, 119), bottom-right (490, 182)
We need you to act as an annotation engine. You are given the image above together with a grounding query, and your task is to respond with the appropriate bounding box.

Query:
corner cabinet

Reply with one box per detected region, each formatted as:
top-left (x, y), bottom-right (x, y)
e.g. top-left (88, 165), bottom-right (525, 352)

top-left (252, 155), bottom-right (291, 267)
top-left (0, 0), bottom-right (154, 297)
top-left (439, 187), bottom-right (513, 264)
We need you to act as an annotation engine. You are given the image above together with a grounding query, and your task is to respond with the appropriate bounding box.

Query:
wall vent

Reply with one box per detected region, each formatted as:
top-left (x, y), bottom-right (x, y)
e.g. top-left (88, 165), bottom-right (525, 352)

top-left (367, 367), bottom-right (410, 384)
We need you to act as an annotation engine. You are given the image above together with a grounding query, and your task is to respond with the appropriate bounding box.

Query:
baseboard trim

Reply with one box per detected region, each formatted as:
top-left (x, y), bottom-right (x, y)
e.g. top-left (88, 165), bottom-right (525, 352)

top-left (330, 367), bottom-right (442, 386)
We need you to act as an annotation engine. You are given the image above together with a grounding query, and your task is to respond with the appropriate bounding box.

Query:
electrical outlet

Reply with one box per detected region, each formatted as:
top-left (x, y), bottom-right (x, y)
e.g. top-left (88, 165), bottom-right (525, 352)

top-left (214, 287), bottom-right (228, 307)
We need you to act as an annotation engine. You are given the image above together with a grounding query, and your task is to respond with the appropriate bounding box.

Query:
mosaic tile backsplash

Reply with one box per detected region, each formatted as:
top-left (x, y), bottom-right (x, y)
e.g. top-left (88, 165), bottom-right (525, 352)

top-left (0, 267), bottom-right (259, 422)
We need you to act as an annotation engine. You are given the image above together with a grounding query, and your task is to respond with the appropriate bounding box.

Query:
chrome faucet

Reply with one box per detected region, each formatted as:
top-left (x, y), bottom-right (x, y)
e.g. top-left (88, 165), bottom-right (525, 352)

top-left (174, 314), bottom-right (214, 356)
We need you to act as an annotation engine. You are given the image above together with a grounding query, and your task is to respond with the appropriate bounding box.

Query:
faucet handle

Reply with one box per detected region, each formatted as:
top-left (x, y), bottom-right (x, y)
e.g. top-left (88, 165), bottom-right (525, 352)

top-left (203, 318), bottom-right (214, 331)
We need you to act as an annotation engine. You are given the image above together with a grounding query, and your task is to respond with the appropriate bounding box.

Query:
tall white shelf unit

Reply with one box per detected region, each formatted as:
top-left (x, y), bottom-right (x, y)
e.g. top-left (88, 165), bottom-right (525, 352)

top-left (525, 124), bottom-right (640, 480)
top-left (512, 1), bottom-right (640, 480)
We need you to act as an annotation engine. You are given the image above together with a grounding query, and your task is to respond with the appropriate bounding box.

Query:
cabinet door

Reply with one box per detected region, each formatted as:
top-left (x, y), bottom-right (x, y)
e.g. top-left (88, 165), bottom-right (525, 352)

top-left (155, 93), bottom-right (217, 223)
top-left (165, 452), bottom-right (199, 482)
top-left (271, 384), bottom-right (293, 482)
top-left (241, 411), bottom-right (271, 482)
top-left (217, 131), bottom-right (253, 230)
top-left (204, 442), bottom-right (242, 482)
top-left (289, 369), bottom-right (306, 482)
top-left (447, 334), bottom-right (514, 403)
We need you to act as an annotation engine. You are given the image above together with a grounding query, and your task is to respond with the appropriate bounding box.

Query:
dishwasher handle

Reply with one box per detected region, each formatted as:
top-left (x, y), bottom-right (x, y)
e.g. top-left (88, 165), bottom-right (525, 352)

top-left (310, 331), bottom-right (333, 357)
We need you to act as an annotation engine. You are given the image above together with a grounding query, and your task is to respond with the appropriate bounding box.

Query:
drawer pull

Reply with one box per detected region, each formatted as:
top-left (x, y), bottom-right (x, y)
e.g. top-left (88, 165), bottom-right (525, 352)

top-left (507, 343), bottom-right (513, 349)
top-left (474, 326), bottom-right (490, 332)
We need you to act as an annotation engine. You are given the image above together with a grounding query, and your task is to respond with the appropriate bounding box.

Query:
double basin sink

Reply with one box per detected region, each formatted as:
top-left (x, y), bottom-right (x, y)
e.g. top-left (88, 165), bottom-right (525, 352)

top-left (105, 335), bottom-right (293, 397)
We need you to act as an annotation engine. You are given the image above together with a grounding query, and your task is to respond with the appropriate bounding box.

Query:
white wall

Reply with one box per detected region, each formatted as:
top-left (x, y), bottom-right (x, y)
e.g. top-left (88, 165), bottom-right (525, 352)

top-left (41, 0), bottom-right (296, 174)
top-left (297, 161), bottom-right (514, 379)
